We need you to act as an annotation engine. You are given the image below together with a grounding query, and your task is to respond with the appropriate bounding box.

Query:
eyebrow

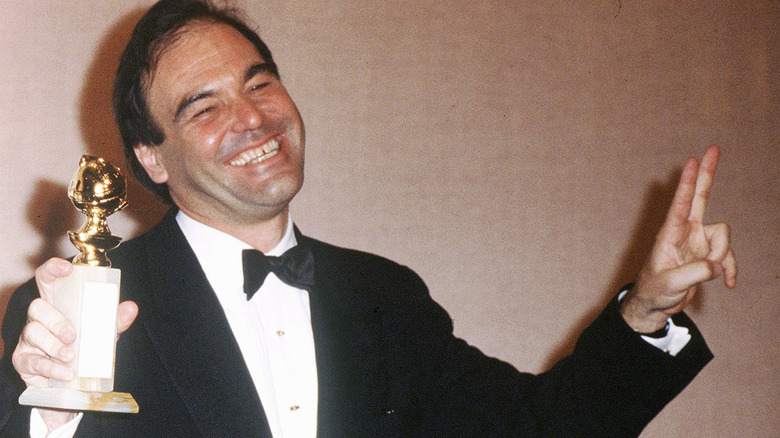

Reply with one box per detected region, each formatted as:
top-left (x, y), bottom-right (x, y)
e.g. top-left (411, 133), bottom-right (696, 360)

top-left (245, 62), bottom-right (279, 82)
top-left (173, 62), bottom-right (279, 121)
top-left (174, 89), bottom-right (215, 121)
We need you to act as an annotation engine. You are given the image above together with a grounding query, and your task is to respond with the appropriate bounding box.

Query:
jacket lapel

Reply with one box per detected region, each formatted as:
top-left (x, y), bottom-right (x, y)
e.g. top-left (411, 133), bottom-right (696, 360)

top-left (303, 237), bottom-right (390, 436)
top-left (138, 213), bottom-right (272, 437)
top-left (128, 217), bottom-right (389, 436)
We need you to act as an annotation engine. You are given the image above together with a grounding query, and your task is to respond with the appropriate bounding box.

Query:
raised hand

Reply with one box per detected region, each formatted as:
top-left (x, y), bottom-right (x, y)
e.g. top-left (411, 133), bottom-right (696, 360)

top-left (620, 146), bottom-right (737, 333)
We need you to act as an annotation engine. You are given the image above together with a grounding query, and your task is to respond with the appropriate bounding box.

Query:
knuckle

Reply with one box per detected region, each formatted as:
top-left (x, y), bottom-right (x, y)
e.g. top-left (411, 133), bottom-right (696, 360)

top-left (34, 261), bottom-right (54, 282)
top-left (11, 345), bottom-right (26, 369)
top-left (27, 298), bottom-right (46, 318)
top-left (20, 320), bottom-right (41, 341)
top-left (50, 318), bottom-right (70, 338)
top-left (27, 298), bottom-right (69, 335)
top-left (702, 261), bottom-right (715, 279)
top-left (711, 222), bottom-right (730, 237)
top-left (29, 355), bottom-right (52, 376)
top-left (44, 337), bottom-right (64, 358)
top-left (11, 343), bottom-right (41, 377)
top-left (33, 263), bottom-right (46, 277)
top-left (27, 298), bottom-right (58, 325)
top-left (20, 321), bottom-right (62, 357)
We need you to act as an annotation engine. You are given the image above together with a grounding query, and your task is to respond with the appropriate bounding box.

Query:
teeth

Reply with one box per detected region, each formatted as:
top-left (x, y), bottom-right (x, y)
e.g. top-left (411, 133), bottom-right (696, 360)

top-left (229, 139), bottom-right (280, 166)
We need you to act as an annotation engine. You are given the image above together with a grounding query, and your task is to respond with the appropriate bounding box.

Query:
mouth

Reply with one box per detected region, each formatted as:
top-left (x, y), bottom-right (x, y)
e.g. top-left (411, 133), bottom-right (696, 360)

top-left (228, 138), bottom-right (280, 166)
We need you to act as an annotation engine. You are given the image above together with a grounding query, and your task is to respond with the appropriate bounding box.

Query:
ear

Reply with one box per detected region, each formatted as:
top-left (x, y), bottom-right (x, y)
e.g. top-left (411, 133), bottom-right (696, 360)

top-left (134, 144), bottom-right (169, 184)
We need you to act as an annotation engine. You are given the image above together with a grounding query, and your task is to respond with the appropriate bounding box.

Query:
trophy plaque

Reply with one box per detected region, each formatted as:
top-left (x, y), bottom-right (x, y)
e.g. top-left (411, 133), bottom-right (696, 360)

top-left (19, 156), bottom-right (138, 413)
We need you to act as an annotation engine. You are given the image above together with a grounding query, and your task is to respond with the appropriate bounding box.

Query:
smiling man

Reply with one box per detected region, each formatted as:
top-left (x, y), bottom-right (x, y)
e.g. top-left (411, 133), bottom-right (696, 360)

top-left (134, 20), bottom-right (306, 251)
top-left (0, 1), bottom-right (736, 437)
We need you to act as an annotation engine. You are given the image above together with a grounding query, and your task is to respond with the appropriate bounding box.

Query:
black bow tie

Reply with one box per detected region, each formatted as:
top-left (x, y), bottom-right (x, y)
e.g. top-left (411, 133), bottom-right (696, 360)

top-left (242, 243), bottom-right (315, 300)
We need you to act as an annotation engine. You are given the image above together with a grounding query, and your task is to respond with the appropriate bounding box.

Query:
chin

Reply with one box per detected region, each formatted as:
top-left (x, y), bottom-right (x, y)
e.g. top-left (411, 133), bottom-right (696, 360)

top-left (256, 175), bottom-right (303, 206)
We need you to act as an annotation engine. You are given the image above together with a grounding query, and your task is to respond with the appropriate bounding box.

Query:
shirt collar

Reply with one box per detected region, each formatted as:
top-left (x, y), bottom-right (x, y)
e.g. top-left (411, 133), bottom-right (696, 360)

top-left (176, 210), bottom-right (297, 255)
top-left (175, 210), bottom-right (298, 292)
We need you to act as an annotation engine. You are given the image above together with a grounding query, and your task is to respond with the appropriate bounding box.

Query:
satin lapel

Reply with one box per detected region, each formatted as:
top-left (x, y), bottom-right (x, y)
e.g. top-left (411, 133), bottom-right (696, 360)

top-left (139, 214), bottom-right (271, 437)
top-left (303, 237), bottom-right (389, 436)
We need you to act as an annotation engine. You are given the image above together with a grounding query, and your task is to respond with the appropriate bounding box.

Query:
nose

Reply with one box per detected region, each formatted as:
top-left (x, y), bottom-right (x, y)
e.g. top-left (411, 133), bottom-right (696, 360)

top-left (230, 97), bottom-right (263, 132)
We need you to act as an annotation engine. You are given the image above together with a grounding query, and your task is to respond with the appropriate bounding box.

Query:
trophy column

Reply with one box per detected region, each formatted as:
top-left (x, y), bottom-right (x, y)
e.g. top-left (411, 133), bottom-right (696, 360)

top-left (18, 156), bottom-right (138, 414)
top-left (51, 264), bottom-right (121, 393)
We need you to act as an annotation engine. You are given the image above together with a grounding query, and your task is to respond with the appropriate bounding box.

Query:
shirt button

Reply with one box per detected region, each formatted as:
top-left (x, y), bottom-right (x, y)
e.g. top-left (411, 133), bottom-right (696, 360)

top-left (289, 405), bottom-right (300, 411)
top-left (277, 330), bottom-right (285, 336)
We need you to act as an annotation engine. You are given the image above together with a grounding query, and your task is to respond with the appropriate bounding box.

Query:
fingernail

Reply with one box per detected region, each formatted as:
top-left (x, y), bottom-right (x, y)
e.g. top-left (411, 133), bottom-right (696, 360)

top-left (62, 367), bottom-right (76, 381)
top-left (60, 346), bottom-right (75, 362)
top-left (52, 363), bottom-right (76, 381)
top-left (61, 328), bottom-right (76, 343)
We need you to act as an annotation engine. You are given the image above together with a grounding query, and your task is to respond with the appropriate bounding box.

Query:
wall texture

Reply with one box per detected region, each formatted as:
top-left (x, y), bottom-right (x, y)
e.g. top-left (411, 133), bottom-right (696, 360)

top-left (1, 1), bottom-right (777, 436)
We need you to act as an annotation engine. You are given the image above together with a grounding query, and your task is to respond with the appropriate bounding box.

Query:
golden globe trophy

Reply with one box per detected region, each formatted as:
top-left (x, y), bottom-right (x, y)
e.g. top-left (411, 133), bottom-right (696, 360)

top-left (19, 156), bottom-right (138, 413)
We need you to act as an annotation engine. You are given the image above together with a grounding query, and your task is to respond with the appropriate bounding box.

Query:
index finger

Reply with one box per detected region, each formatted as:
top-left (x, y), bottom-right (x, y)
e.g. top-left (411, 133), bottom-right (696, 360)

top-left (34, 258), bottom-right (73, 302)
top-left (689, 145), bottom-right (720, 222)
top-left (659, 155), bottom-right (699, 234)
top-left (26, 298), bottom-right (76, 345)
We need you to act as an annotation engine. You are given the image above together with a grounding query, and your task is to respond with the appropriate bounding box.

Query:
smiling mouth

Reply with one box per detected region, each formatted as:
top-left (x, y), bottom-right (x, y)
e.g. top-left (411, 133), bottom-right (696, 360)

top-left (229, 138), bottom-right (280, 166)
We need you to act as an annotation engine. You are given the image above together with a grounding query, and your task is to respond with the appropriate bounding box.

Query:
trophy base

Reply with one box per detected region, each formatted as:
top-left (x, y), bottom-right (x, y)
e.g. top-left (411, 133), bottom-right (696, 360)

top-left (18, 387), bottom-right (138, 414)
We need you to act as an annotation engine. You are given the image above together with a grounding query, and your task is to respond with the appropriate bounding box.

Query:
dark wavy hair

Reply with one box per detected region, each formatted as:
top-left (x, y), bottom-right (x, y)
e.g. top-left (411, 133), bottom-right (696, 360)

top-left (112, 0), bottom-right (278, 204)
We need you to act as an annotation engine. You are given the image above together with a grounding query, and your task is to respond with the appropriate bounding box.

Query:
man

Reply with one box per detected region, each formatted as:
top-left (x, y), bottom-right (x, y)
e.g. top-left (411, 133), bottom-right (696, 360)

top-left (1, 0), bottom-right (736, 436)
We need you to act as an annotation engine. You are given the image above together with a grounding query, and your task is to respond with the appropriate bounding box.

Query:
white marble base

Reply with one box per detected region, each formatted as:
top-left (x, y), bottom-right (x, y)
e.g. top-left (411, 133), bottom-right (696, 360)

top-left (18, 387), bottom-right (138, 414)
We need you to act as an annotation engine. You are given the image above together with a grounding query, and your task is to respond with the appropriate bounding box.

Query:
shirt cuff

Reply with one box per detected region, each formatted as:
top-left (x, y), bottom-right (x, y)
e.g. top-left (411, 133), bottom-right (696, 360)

top-left (617, 289), bottom-right (691, 357)
top-left (639, 317), bottom-right (691, 356)
top-left (30, 408), bottom-right (83, 438)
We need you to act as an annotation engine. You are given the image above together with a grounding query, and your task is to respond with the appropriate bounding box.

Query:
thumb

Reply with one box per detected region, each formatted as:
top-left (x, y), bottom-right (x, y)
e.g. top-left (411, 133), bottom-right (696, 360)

top-left (117, 301), bottom-right (139, 334)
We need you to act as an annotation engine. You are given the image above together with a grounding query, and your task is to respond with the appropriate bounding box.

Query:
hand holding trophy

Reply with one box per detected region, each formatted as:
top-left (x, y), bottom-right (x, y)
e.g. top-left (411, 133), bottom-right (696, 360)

top-left (19, 155), bottom-right (138, 413)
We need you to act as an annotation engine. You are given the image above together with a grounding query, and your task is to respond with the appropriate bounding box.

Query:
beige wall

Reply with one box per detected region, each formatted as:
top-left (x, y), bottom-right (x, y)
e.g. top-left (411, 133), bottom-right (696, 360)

top-left (1, 1), bottom-right (777, 435)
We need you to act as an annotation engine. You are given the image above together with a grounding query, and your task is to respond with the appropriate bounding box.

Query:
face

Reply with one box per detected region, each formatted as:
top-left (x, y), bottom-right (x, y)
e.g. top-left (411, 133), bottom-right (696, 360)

top-left (136, 21), bottom-right (305, 227)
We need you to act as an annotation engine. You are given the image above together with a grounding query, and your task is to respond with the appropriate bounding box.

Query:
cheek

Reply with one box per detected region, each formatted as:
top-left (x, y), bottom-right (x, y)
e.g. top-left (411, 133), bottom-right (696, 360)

top-left (265, 88), bottom-right (301, 119)
top-left (182, 121), bottom-right (225, 155)
top-left (204, 133), bottom-right (220, 150)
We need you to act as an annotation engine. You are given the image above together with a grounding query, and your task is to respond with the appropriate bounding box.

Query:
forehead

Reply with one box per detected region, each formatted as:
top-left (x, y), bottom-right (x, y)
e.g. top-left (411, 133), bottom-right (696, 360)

top-left (145, 21), bottom-right (263, 99)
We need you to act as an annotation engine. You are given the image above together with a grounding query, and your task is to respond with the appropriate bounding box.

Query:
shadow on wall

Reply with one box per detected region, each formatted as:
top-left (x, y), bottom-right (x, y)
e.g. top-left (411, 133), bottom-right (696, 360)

top-left (0, 180), bottom-right (76, 358)
top-left (1, 7), bottom-right (168, 358)
top-left (77, 7), bottom-right (168, 233)
top-left (541, 166), bottom-right (706, 370)
top-left (25, 180), bottom-right (78, 268)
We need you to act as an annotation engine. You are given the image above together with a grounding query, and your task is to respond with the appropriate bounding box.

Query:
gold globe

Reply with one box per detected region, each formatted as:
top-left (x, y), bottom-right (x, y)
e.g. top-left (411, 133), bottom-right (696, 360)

top-left (67, 156), bottom-right (128, 266)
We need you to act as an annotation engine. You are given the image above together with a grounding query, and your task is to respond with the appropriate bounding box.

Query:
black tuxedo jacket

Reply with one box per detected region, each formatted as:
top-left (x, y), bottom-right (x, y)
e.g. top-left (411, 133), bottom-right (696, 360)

top-left (1, 211), bottom-right (712, 437)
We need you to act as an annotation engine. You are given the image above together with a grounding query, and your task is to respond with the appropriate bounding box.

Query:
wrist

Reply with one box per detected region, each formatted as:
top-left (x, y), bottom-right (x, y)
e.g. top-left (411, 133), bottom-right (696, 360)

top-left (636, 320), bottom-right (670, 338)
top-left (38, 408), bottom-right (78, 433)
top-left (619, 290), bottom-right (669, 333)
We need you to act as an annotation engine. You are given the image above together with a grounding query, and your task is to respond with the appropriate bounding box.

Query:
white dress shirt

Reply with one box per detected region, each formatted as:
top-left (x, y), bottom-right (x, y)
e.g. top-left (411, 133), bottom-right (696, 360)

top-left (176, 211), bottom-right (319, 438)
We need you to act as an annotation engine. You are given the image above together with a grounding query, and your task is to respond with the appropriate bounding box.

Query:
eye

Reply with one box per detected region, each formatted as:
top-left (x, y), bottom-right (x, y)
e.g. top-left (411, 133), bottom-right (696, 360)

top-left (192, 106), bottom-right (215, 119)
top-left (249, 81), bottom-right (270, 92)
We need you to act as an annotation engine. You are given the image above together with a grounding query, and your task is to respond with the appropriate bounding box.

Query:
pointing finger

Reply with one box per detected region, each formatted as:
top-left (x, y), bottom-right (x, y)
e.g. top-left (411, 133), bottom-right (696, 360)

top-left (660, 157), bottom-right (699, 238)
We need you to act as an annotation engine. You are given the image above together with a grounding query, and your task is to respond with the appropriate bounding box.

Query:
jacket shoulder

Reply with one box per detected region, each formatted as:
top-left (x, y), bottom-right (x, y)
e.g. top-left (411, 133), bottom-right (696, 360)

top-left (302, 235), bottom-right (425, 289)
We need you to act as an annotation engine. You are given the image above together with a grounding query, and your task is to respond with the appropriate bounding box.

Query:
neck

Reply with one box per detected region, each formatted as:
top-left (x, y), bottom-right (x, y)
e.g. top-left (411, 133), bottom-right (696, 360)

top-left (176, 205), bottom-right (290, 253)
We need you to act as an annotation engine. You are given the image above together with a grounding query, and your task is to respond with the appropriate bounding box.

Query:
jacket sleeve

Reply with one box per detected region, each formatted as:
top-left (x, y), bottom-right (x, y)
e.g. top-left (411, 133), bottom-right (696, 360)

top-left (387, 266), bottom-right (712, 437)
top-left (0, 279), bottom-right (38, 437)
